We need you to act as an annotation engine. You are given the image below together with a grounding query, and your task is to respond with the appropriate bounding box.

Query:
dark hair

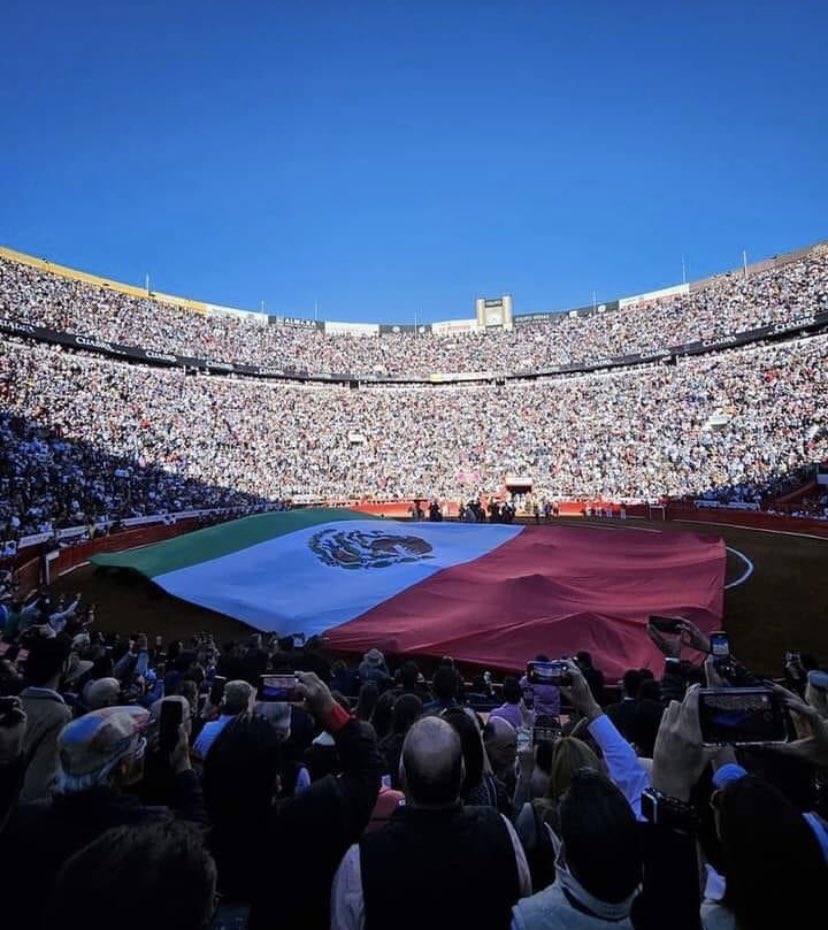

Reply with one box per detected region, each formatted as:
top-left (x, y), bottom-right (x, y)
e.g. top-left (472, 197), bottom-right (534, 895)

top-left (442, 707), bottom-right (484, 797)
top-left (502, 676), bottom-right (522, 704)
top-left (718, 776), bottom-right (824, 930)
top-left (400, 660), bottom-right (420, 690)
top-left (559, 769), bottom-right (642, 903)
top-left (575, 651), bottom-right (592, 667)
top-left (536, 654), bottom-right (550, 663)
top-left (638, 679), bottom-right (661, 702)
top-left (203, 714), bottom-right (282, 899)
top-left (432, 666), bottom-right (459, 702)
top-left (23, 636), bottom-right (69, 687)
top-left (371, 690), bottom-right (395, 740)
top-left (637, 668), bottom-right (655, 682)
top-left (534, 740), bottom-right (554, 776)
top-left (621, 669), bottom-right (642, 698)
top-left (391, 694), bottom-right (422, 734)
top-left (356, 682), bottom-right (379, 721)
top-left (44, 822), bottom-right (216, 930)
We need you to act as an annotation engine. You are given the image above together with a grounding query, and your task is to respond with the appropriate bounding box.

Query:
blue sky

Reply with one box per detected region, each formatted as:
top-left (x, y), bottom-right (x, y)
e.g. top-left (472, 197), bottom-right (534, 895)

top-left (2, 1), bottom-right (826, 322)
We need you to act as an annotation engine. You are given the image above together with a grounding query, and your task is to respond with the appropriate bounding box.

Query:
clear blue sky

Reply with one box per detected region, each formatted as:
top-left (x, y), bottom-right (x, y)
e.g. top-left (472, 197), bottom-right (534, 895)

top-left (2, 1), bottom-right (826, 322)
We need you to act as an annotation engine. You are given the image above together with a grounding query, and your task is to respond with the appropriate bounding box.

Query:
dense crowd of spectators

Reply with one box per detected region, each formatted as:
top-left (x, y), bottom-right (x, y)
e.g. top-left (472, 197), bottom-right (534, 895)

top-left (2, 247), bottom-right (827, 376)
top-left (0, 595), bottom-right (825, 929)
top-left (1, 331), bottom-right (825, 537)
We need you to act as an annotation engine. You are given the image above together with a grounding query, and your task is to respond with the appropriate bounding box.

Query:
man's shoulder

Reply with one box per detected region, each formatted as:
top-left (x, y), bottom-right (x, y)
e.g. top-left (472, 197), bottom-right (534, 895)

top-left (512, 882), bottom-right (565, 924)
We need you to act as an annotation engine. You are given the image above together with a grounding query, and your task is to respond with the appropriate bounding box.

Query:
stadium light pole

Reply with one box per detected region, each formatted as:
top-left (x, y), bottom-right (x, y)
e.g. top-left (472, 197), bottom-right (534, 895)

top-left (742, 250), bottom-right (748, 278)
top-left (314, 300), bottom-right (318, 322)
top-left (145, 273), bottom-right (150, 296)
top-left (681, 255), bottom-right (686, 284)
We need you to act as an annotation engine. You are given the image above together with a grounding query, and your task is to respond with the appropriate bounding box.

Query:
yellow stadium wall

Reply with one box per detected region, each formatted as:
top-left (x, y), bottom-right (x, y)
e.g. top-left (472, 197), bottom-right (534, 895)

top-left (0, 246), bottom-right (207, 315)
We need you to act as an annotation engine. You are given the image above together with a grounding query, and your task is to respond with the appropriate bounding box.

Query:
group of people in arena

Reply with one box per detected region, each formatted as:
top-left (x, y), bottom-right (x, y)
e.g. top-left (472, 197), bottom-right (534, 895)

top-left (0, 589), bottom-right (826, 929)
top-left (1, 246), bottom-right (827, 376)
top-left (1, 329), bottom-right (825, 540)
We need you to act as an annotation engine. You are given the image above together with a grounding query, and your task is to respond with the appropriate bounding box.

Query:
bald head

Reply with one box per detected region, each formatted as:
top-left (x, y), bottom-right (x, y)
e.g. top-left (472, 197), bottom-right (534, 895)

top-left (484, 716), bottom-right (517, 776)
top-left (400, 716), bottom-right (464, 807)
top-left (84, 677), bottom-right (120, 710)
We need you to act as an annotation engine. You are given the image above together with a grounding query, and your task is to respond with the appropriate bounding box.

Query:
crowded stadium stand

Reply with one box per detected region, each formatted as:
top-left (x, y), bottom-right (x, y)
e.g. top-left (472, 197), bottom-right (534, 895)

top-left (0, 241), bottom-right (827, 547)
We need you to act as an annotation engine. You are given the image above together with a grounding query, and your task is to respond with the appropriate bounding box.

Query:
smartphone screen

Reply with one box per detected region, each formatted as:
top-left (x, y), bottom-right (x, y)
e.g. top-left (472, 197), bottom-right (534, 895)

top-left (259, 674), bottom-right (301, 702)
top-left (698, 688), bottom-right (788, 745)
top-left (710, 633), bottom-right (731, 659)
top-left (526, 660), bottom-right (570, 687)
top-left (532, 714), bottom-right (561, 745)
top-left (159, 699), bottom-right (184, 754)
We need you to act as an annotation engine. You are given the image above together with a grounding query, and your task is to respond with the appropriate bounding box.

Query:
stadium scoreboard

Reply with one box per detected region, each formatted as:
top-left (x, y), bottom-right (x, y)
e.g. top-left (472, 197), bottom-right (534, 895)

top-left (476, 295), bottom-right (513, 330)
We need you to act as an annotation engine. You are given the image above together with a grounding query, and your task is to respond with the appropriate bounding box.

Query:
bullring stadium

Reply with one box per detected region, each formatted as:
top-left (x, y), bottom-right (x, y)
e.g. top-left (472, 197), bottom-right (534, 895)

top-left (1, 241), bottom-right (826, 676)
top-left (5, 7), bottom-right (828, 928)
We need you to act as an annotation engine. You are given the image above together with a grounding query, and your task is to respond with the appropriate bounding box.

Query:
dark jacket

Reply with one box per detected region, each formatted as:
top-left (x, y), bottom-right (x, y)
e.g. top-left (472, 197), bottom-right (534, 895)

top-left (604, 699), bottom-right (639, 743)
top-left (0, 770), bottom-right (206, 929)
top-left (632, 821), bottom-right (702, 930)
top-left (360, 804), bottom-right (521, 930)
top-left (247, 718), bottom-right (382, 930)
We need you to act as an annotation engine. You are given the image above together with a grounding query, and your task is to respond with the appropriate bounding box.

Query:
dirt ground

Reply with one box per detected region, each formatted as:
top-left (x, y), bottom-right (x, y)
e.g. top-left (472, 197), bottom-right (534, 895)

top-left (51, 517), bottom-right (828, 678)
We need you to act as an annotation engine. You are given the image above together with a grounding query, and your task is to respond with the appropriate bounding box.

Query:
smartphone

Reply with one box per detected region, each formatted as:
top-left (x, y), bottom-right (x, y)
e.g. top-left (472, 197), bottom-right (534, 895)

top-left (648, 616), bottom-right (684, 634)
top-left (698, 687), bottom-right (789, 746)
top-left (526, 660), bottom-right (570, 687)
top-left (258, 674), bottom-right (301, 702)
top-left (159, 699), bottom-right (183, 755)
top-left (710, 632), bottom-right (731, 659)
top-left (532, 714), bottom-right (561, 746)
top-left (209, 675), bottom-right (227, 706)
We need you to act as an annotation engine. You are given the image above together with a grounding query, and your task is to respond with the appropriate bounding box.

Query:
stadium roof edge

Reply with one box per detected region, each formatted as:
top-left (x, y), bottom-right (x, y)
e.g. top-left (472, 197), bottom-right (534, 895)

top-left (2, 239), bottom-right (826, 330)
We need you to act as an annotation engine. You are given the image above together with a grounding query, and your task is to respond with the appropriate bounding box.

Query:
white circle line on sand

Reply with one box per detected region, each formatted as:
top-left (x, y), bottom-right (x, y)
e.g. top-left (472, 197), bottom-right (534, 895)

top-left (675, 519), bottom-right (828, 543)
top-left (725, 547), bottom-right (754, 589)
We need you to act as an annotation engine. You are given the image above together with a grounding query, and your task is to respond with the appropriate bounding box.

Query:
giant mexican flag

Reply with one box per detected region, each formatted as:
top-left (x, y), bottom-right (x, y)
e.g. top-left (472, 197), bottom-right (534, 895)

top-left (92, 509), bottom-right (726, 677)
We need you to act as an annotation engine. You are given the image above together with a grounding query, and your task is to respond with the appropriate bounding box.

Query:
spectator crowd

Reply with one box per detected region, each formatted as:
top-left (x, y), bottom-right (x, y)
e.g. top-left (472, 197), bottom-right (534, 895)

top-left (1, 246), bottom-right (827, 377)
top-left (1, 330), bottom-right (826, 538)
top-left (0, 596), bottom-right (825, 929)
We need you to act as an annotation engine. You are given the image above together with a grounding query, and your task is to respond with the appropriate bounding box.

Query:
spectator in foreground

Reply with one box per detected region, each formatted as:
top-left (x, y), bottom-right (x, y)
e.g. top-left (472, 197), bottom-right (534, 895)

top-left (193, 679), bottom-right (253, 759)
top-left (0, 705), bottom-right (204, 929)
top-left (332, 715), bottom-right (531, 930)
top-left (246, 672), bottom-right (383, 930)
top-left (18, 634), bottom-right (72, 802)
top-left (43, 821), bottom-right (217, 930)
top-left (512, 769), bottom-right (643, 930)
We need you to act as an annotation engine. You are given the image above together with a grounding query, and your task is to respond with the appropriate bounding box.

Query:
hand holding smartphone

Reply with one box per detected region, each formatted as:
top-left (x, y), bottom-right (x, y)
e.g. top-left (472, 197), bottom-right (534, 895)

top-left (159, 699), bottom-right (184, 756)
top-left (698, 687), bottom-right (789, 746)
top-left (258, 674), bottom-right (302, 702)
top-left (526, 660), bottom-right (570, 687)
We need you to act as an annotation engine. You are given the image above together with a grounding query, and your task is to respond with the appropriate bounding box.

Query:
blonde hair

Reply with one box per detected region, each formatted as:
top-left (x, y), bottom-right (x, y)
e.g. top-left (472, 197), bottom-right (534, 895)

top-left (534, 736), bottom-right (601, 828)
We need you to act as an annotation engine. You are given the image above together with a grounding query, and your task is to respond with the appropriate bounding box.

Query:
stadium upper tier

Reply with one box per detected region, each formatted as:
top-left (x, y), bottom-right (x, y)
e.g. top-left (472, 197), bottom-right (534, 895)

top-left (1, 243), bottom-right (826, 380)
top-left (1, 331), bottom-right (826, 537)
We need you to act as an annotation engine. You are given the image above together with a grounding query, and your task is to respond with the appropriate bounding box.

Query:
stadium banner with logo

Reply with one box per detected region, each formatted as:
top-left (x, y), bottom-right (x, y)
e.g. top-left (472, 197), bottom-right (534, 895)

top-left (3, 309), bottom-right (826, 385)
top-left (91, 508), bottom-right (725, 676)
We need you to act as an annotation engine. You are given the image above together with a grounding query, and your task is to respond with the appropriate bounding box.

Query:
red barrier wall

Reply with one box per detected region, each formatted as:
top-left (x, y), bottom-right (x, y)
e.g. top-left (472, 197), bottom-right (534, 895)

top-left (665, 504), bottom-right (828, 538)
top-left (52, 519), bottom-right (204, 577)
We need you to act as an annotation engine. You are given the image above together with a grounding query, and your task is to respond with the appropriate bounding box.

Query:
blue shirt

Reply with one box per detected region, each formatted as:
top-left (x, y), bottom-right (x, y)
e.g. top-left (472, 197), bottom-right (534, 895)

top-left (194, 714), bottom-right (236, 758)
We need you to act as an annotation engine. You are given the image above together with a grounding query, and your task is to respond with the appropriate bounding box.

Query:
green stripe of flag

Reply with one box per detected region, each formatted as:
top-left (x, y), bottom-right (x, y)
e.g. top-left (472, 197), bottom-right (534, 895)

top-left (92, 508), bottom-right (382, 577)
